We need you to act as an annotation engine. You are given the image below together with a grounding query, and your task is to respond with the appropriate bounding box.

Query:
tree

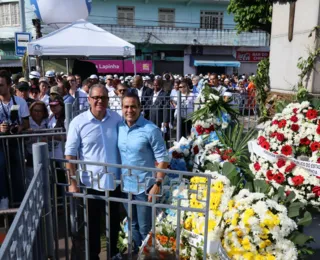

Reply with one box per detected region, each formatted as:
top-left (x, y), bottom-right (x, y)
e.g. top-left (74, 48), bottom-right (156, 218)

top-left (227, 0), bottom-right (297, 34)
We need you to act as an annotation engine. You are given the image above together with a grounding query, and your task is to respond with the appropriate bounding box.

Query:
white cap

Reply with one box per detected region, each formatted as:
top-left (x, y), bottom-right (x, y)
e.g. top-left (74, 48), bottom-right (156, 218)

top-left (29, 71), bottom-right (40, 79)
top-left (223, 92), bottom-right (233, 97)
top-left (120, 76), bottom-right (124, 80)
top-left (113, 74), bottom-right (118, 79)
top-left (224, 78), bottom-right (230, 82)
top-left (60, 72), bottom-right (64, 76)
top-left (106, 75), bottom-right (113, 80)
top-left (89, 74), bottom-right (98, 79)
top-left (144, 76), bottom-right (150, 81)
top-left (45, 70), bottom-right (55, 78)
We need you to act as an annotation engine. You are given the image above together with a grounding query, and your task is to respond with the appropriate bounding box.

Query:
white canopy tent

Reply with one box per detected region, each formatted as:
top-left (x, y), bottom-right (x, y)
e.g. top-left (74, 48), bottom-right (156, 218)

top-left (27, 19), bottom-right (136, 73)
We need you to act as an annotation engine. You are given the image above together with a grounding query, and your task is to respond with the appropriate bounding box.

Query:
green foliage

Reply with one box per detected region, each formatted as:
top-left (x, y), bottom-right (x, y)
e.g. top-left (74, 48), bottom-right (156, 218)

top-left (275, 99), bottom-right (291, 113)
top-left (189, 85), bottom-right (238, 123)
top-left (253, 58), bottom-right (270, 122)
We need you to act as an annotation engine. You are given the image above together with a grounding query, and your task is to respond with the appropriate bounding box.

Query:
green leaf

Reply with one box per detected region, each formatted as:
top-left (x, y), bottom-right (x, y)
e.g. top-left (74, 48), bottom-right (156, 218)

top-left (285, 191), bottom-right (296, 203)
top-left (253, 179), bottom-right (269, 194)
top-left (205, 162), bottom-right (220, 172)
top-left (244, 181), bottom-right (254, 192)
top-left (288, 201), bottom-right (303, 218)
top-left (288, 231), bottom-right (313, 246)
top-left (297, 211), bottom-right (312, 226)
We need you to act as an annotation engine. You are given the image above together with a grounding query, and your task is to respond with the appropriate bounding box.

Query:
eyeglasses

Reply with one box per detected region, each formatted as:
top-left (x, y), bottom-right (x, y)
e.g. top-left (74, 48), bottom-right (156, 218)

top-left (90, 96), bottom-right (108, 101)
top-left (179, 85), bottom-right (186, 89)
top-left (118, 89), bottom-right (127, 93)
top-left (68, 80), bottom-right (75, 83)
top-left (33, 109), bottom-right (44, 113)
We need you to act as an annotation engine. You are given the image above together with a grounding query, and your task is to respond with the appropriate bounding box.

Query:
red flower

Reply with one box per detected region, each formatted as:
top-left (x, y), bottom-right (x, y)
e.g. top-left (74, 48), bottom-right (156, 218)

top-left (291, 124), bottom-right (299, 132)
top-left (277, 133), bottom-right (285, 142)
top-left (266, 170), bottom-right (274, 180)
top-left (193, 145), bottom-right (199, 155)
top-left (272, 120), bottom-right (279, 125)
top-left (257, 136), bottom-right (266, 145)
top-left (285, 162), bottom-right (296, 173)
top-left (229, 157), bottom-right (237, 164)
top-left (274, 173), bottom-right (285, 184)
top-left (285, 190), bottom-right (291, 196)
top-left (317, 158), bottom-right (320, 164)
top-left (300, 137), bottom-right (311, 146)
top-left (195, 125), bottom-right (204, 135)
top-left (277, 159), bottom-right (286, 168)
top-left (254, 162), bottom-right (261, 171)
top-left (204, 128), bottom-right (211, 134)
top-left (172, 151), bottom-right (182, 159)
top-left (306, 109), bottom-right (318, 120)
top-left (261, 141), bottom-right (270, 150)
top-left (310, 142), bottom-right (320, 152)
top-left (281, 145), bottom-right (293, 156)
top-left (209, 125), bottom-right (215, 132)
top-left (270, 132), bottom-right (277, 138)
top-left (317, 125), bottom-right (320, 135)
top-left (312, 186), bottom-right (320, 196)
top-left (292, 175), bottom-right (305, 186)
top-left (278, 120), bottom-right (287, 128)
top-left (293, 108), bottom-right (298, 114)
top-left (290, 115), bottom-right (298, 123)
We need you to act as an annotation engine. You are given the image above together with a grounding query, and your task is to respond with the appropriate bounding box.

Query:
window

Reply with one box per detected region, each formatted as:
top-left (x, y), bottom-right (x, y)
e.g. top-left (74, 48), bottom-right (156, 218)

top-left (0, 2), bottom-right (20, 27)
top-left (200, 11), bottom-right (223, 30)
top-left (117, 6), bottom-right (135, 26)
top-left (158, 8), bottom-right (175, 27)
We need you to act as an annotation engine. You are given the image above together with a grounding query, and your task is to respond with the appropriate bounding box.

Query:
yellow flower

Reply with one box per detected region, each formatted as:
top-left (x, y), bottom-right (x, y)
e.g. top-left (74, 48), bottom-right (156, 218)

top-left (243, 252), bottom-right (254, 260)
top-left (228, 200), bottom-right (234, 210)
top-left (266, 254), bottom-right (276, 260)
top-left (231, 213), bottom-right (239, 226)
top-left (241, 237), bottom-right (251, 251)
top-left (210, 193), bottom-right (222, 210)
top-left (259, 241), bottom-right (267, 249)
top-left (213, 181), bottom-right (224, 192)
top-left (265, 240), bottom-right (272, 247)
top-left (184, 217), bottom-right (192, 230)
top-left (208, 219), bottom-right (216, 230)
top-left (243, 208), bottom-right (255, 226)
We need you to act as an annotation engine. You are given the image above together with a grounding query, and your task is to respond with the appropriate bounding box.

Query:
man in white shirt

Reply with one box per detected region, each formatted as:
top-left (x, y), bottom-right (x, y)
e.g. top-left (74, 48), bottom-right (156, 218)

top-left (105, 75), bottom-right (114, 93)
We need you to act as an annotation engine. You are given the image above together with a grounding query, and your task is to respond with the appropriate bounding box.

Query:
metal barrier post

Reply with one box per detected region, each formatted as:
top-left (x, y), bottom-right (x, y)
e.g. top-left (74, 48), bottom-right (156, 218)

top-left (65, 103), bottom-right (73, 132)
top-left (176, 91), bottom-right (181, 141)
top-left (32, 142), bottom-right (54, 258)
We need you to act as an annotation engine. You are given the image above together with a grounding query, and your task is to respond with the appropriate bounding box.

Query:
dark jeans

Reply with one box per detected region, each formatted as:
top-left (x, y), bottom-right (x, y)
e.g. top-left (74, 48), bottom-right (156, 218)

top-left (181, 119), bottom-right (192, 138)
top-left (0, 139), bottom-right (25, 204)
top-left (71, 186), bottom-right (122, 260)
top-left (123, 191), bottom-right (152, 253)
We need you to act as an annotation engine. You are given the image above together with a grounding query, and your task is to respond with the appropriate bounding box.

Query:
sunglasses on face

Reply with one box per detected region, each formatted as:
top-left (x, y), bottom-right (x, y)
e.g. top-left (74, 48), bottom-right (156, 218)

top-left (179, 85), bottom-right (186, 89)
top-left (118, 89), bottom-right (127, 93)
top-left (90, 96), bottom-right (108, 101)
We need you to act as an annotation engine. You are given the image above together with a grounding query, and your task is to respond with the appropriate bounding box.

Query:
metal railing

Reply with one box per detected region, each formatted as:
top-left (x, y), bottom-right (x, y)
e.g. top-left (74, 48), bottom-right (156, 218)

top-left (0, 143), bottom-right (54, 260)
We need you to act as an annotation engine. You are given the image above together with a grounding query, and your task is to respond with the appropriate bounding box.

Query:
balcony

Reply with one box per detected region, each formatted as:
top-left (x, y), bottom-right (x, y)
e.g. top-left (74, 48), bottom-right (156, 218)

top-left (98, 24), bottom-right (270, 47)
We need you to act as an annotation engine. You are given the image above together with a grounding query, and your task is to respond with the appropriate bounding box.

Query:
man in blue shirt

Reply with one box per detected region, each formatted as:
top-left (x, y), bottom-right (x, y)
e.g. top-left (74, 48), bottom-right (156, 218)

top-left (118, 92), bottom-right (169, 253)
top-left (65, 84), bottom-right (122, 259)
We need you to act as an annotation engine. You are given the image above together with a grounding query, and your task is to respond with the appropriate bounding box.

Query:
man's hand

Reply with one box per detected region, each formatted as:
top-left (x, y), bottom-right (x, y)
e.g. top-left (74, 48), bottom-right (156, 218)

top-left (68, 180), bottom-right (80, 193)
top-left (0, 123), bottom-right (9, 133)
top-left (148, 184), bottom-right (161, 202)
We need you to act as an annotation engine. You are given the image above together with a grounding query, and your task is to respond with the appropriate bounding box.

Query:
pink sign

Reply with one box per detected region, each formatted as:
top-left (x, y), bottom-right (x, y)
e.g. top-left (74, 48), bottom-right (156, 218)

top-left (87, 60), bottom-right (152, 74)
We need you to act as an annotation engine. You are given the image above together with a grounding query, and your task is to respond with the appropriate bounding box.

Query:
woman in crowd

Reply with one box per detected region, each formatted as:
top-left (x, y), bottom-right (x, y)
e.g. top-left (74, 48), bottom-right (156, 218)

top-left (39, 77), bottom-right (50, 106)
top-left (178, 81), bottom-right (195, 137)
top-left (26, 101), bottom-right (49, 185)
top-left (29, 85), bottom-right (40, 101)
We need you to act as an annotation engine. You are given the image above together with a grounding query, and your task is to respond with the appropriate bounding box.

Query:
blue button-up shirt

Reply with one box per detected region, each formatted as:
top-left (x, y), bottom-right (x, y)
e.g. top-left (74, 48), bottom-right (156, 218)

top-left (118, 116), bottom-right (169, 194)
top-left (65, 109), bottom-right (122, 191)
top-left (63, 94), bottom-right (75, 105)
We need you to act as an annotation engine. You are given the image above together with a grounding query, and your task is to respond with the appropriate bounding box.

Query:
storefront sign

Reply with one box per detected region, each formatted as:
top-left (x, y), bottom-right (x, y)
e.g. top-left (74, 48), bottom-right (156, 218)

top-left (87, 60), bottom-right (152, 74)
top-left (236, 51), bottom-right (269, 62)
top-left (15, 32), bottom-right (31, 57)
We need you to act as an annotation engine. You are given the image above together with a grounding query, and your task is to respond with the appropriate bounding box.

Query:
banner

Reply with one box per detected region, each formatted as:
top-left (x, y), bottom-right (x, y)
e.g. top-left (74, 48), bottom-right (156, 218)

top-left (248, 140), bottom-right (320, 176)
top-left (88, 60), bottom-right (152, 74)
top-left (236, 51), bottom-right (269, 62)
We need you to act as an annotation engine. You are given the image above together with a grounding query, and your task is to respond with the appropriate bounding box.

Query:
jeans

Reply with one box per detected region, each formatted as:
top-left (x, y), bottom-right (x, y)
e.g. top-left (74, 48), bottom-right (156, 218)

top-left (123, 191), bottom-right (152, 253)
top-left (0, 139), bottom-right (25, 204)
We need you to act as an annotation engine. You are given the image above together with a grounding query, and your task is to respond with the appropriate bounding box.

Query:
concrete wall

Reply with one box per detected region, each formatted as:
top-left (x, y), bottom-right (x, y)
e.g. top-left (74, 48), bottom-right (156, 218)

top-left (89, 0), bottom-right (235, 28)
top-left (269, 0), bottom-right (320, 93)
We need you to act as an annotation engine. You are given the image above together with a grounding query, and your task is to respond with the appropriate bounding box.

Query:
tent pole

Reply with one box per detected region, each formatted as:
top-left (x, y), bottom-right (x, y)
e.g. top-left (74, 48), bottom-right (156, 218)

top-left (66, 58), bottom-right (69, 75)
top-left (41, 59), bottom-right (44, 76)
top-left (133, 55), bottom-right (136, 76)
top-left (27, 55), bottom-right (31, 80)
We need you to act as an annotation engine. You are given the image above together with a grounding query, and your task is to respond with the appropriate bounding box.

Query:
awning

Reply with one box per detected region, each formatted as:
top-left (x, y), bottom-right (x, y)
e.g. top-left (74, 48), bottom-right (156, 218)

top-left (0, 60), bottom-right (22, 68)
top-left (191, 55), bottom-right (240, 68)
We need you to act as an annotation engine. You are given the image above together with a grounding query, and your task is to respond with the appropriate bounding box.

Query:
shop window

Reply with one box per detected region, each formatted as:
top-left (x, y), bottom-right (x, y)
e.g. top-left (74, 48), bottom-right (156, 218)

top-left (200, 11), bottom-right (223, 30)
top-left (0, 2), bottom-right (20, 27)
top-left (117, 6), bottom-right (135, 26)
top-left (158, 8), bottom-right (175, 27)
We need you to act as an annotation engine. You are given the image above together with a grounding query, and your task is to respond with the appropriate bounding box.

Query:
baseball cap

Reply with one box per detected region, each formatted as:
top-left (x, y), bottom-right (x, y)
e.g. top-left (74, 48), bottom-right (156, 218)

top-left (39, 77), bottom-right (49, 84)
top-left (49, 95), bottom-right (64, 106)
top-left (16, 82), bottom-right (30, 91)
top-left (89, 74), bottom-right (98, 79)
top-left (113, 74), bottom-right (118, 79)
top-left (29, 71), bottom-right (40, 79)
top-left (50, 86), bottom-right (63, 96)
top-left (45, 70), bottom-right (55, 78)
top-left (18, 77), bottom-right (28, 83)
top-left (106, 75), bottom-right (113, 80)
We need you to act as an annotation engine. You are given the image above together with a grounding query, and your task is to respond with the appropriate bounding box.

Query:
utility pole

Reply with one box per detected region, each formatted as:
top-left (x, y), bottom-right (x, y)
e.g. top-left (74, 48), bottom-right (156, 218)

top-left (19, 0), bottom-right (26, 32)
top-left (32, 19), bottom-right (43, 75)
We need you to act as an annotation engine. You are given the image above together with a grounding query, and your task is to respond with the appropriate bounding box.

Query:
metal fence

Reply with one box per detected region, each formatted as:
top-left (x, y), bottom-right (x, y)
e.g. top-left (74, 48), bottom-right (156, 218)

top-left (0, 143), bottom-right (53, 260)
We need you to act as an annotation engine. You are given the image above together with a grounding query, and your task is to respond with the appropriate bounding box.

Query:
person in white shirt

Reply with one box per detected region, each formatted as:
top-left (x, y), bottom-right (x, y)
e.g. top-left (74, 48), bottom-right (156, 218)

top-left (108, 83), bottom-right (129, 116)
top-left (105, 75), bottom-right (114, 93)
top-left (68, 75), bottom-right (88, 110)
top-left (178, 81), bottom-right (195, 137)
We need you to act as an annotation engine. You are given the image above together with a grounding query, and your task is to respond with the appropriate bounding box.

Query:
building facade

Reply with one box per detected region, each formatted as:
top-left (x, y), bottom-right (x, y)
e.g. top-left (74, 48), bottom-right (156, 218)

top-left (89, 0), bottom-right (270, 75)
top-left (0, 0), bottom-right (270, 76)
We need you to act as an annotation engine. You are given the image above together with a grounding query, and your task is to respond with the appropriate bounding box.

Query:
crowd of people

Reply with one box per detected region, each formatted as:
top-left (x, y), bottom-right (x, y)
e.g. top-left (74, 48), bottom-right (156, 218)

top-left (0, 68), bottom-right (256, 259)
